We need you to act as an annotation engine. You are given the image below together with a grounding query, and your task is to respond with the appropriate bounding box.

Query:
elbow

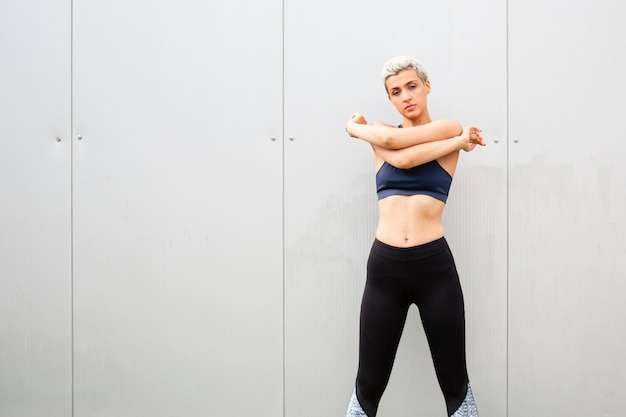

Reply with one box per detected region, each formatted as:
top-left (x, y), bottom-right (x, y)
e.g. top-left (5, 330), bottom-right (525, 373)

top-left (375, 126), bottom-right (401, 149)
top-left (449, 119), bottom-right (463, 136)
top-left (438, 118), bottom-right (462, 137)
top-left (380, 132), bottom-right (406, 149)
top-left (380, 133), bottom-right (395, 149)
top-left (389, 155), bottom-right (414, 169)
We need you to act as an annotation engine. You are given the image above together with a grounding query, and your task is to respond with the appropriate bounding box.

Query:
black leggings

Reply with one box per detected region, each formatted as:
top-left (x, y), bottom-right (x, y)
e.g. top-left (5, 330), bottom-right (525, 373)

top-left (355, 237), bottom-right (469, 417)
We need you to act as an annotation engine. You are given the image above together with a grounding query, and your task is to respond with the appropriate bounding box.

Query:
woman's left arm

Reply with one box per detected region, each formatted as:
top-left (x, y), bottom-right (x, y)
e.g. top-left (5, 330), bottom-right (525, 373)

top-left (346, 114), bottom-right (462, 150)
top-left (373, 125), bottom-right (483, 168)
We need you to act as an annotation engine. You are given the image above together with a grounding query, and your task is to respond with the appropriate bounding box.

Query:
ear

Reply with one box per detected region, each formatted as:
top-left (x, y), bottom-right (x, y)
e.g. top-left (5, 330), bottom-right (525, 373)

top-left (425, 80), bottom-right (432, 94)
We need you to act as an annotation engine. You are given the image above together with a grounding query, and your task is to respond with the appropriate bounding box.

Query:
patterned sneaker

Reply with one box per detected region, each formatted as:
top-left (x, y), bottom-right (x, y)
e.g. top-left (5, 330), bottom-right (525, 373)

top-left (346, 388), bottom-right (368, 417)
top-left (451, 383), bottom-right (478, 417)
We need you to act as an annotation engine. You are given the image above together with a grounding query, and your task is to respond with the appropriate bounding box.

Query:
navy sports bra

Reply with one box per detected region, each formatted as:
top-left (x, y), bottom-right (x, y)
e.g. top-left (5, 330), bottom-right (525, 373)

top-left (376, 124), bottom-right (453, 202)
top-left (376, 160), bottom-right (452, 202)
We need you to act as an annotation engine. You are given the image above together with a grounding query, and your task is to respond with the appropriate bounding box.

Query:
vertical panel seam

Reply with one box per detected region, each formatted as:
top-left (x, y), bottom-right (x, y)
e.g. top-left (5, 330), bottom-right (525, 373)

top-left (281, 0), bottom-right (286, 415)
top-left (505, 0), bottom-right (510, 415)
top-left (70, 0), bottom-right (75, 415)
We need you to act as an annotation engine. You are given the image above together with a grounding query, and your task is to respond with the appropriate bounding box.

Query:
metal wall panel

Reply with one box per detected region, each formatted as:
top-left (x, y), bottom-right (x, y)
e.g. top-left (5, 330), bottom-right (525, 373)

top-left (72, 1), bottom-right (283, 415)
top-left (508, 1), bottom-right (626, 415)
top-left (283, 1), bottom-right (507, 416)
top-left (8, 2), bottom-right (624, 416)
top-left (443, 2), bottom-right (509, 415)
top-left (0, 0), bottom-right (72, 416)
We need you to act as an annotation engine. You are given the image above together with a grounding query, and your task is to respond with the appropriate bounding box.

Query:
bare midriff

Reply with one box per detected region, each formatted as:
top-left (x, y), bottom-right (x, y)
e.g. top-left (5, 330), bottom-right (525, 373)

top-left (375, 194), bottom-right (446, 247)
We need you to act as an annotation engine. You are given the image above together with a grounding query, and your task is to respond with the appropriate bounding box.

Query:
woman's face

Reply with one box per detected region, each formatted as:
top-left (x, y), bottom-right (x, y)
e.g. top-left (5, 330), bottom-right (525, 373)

top-left (386, 69), bottom-right (431, 123)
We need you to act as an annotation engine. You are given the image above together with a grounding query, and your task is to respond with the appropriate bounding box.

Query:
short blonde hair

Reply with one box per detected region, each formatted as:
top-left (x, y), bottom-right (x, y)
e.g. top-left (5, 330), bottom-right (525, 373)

top-left (381, 56), bottom-right (429, 92)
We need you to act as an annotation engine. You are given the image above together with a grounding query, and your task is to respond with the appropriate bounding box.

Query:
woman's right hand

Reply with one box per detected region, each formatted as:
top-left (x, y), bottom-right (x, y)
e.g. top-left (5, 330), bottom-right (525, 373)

top-left (345, 113), bottom-right (368, 137)
top-left (349, 113), bottom-right (367, 125)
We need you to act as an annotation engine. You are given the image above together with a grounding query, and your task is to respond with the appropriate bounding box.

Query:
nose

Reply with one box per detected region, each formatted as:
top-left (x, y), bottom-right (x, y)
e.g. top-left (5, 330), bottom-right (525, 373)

top-left (401, 89), bottom-right (411, 101)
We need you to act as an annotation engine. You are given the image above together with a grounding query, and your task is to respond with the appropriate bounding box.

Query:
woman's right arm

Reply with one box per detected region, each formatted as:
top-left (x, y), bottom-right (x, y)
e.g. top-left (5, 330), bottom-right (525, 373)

top-left (346, 115), bottom-right (462, 150)
top-left (372, 126), bottom-right (482, 169)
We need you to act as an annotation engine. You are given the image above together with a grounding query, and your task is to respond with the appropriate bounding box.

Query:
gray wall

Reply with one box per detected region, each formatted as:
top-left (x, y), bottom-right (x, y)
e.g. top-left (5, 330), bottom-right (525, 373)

top-left (1, 0), bottom-right (72, 415)
top-left (1, 0), bottom-right (624, 416)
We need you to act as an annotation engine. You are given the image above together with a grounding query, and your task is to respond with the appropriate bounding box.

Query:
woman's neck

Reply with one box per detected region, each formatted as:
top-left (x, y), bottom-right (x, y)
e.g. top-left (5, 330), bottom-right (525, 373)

top-left (402, 113), bottom-right (432, 127)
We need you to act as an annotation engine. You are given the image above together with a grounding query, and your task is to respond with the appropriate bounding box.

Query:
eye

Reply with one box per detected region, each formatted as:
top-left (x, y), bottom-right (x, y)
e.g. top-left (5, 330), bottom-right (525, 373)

top-left (391, 90), bottom-right (400, 96)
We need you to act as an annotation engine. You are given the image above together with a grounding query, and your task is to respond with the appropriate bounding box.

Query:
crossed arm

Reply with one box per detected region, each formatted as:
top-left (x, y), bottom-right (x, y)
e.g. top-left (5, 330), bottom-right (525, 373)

top-left (345, 114), bottom-right (462, 150)
top-left (345, 113), bottom-right (484, 169)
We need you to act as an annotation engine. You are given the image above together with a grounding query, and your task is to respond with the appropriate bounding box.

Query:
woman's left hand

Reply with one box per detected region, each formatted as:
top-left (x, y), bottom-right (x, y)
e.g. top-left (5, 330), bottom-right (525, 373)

top-left (469, 127), bottom-right (485, 146)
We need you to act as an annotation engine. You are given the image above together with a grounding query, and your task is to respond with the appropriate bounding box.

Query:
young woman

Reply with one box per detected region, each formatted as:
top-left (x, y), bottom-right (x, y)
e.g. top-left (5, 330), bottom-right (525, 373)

top-left (344, 56), bottom-right (484, 417)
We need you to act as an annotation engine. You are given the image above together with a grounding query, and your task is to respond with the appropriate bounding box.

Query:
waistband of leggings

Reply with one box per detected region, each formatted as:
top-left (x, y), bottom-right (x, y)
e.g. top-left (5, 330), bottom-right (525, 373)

top-left (371, 236), bottom-right (449, 261)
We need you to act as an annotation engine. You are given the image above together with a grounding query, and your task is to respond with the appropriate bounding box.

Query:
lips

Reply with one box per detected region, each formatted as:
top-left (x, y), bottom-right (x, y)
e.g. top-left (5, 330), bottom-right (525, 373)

top-left (405, 104), bottom-right (416, 111)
